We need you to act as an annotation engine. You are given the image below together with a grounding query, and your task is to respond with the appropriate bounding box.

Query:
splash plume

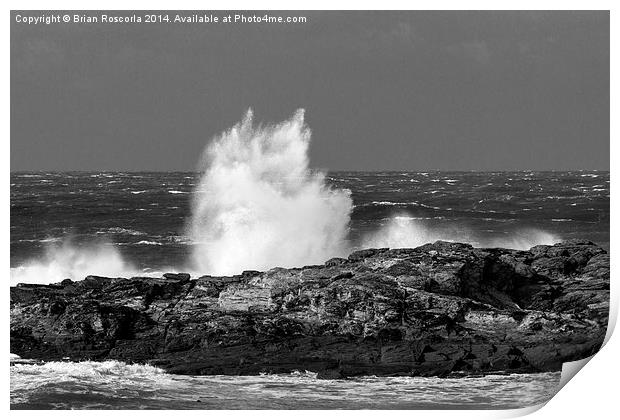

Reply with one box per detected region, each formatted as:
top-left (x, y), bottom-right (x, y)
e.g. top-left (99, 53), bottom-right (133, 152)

top-left (188, 109), bottom-right (353, 275)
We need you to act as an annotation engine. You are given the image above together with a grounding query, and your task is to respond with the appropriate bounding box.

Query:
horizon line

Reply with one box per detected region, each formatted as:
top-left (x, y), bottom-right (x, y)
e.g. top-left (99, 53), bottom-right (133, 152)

top-left (9, 168), bottom-right (611, 173)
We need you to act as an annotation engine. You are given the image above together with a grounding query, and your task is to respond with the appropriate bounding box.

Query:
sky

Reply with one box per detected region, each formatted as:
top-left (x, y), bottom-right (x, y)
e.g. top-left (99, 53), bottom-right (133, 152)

top-left (11, 11), bottom-right (609, 171)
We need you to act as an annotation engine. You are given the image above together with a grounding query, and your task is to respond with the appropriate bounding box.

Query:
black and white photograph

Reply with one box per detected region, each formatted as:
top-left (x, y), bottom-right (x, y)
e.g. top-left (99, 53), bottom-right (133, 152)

top-left (8, 6), bottom-right (611, 412)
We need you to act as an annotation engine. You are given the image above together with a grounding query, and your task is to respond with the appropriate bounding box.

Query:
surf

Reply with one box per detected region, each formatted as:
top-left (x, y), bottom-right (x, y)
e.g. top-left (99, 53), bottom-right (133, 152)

top-left (187, 109), bottom-right (353, 275)
top-left (10, 240), bottom-right (136, 286)
top-left (360, 214), bottom-right (561, 250)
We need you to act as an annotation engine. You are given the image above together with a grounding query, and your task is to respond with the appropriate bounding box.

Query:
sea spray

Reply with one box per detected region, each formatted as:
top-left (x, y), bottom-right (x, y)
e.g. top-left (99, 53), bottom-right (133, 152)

top-left (482, 228), bottom-right (562, 250)
top-left (9, 240), bottom-right (136, 285)
top-left (188, 109), bottom-right (353, 275)
top-left (361, 214), bottom-right (561, 250)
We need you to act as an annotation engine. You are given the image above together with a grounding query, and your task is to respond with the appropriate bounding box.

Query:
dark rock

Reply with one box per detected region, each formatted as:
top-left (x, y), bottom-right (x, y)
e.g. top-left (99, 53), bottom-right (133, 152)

top-left (48, 300), bottom-right (66, 315)
top-left (10, 240), bottom-right (609, 377)
top-left (317, 368), bottom-right (346, 379)
top-left (325, 257), bottom-right (348, 267)
top-left (348, 248), bottom-right (389, 261)
top-left (163, 273), bottom-right (191, 282)
top-left (331, 272), bottom-right (353, 281)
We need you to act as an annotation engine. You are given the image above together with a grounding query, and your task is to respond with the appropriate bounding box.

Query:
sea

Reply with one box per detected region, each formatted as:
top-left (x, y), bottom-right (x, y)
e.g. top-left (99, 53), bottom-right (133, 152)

top-left (10, 170), bottom-right (609, 409)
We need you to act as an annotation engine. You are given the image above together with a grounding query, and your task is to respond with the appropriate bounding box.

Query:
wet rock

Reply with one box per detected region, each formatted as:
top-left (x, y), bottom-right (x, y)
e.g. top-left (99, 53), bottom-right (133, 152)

top-left (317, 368), bottom-right (346, 379)
top-left (163, 273), bottom-right (191, 282)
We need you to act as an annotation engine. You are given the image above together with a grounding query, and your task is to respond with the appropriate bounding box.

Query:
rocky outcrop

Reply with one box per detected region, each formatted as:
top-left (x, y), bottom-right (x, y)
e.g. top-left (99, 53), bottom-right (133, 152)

top-left (10, 240), bottom-right (609, 378)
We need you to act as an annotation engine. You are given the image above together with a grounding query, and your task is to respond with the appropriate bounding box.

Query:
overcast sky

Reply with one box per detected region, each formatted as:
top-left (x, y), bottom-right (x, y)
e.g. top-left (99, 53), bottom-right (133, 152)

top-left (11, 11), bottom-right (609, 171)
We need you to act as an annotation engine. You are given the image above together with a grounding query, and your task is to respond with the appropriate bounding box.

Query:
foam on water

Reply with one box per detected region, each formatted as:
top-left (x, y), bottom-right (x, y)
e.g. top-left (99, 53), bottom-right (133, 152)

top-left (10, 358), bottom-right (561, 409)
top-left (11, 359), bottom-right (167, 379)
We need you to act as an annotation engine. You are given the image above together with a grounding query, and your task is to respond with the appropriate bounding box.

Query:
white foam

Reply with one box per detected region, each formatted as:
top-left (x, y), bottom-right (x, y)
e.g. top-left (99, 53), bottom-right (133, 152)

top-left (187, 109), bottom-right (353, 275)
top-left (361, 214), bottom-right (561, 251)
top-left (10, 240), bottom-right (138, 285)
top-left (10, 360), bottom-right (170, 393)
top-left (361, 216), bottom-right (450, 248)
top-left (97, 227), bottom-right (146, 236)
top-left (135, 240), bottom-right (163, 246)
top-left (483, 229), bottom-right (562, 250)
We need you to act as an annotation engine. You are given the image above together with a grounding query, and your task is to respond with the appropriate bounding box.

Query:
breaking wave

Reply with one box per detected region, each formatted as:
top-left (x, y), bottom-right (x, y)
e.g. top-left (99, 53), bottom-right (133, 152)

top-left (187, 109), bottom-right (353, 275)
top-left (482, 229), bottom-right (562, 250)
top-left (361, 215), bottom-right (561, 250)
top-left (10, 240), bottom-right (137, 285)
top-left (10, 359), bottom-right (167, 379)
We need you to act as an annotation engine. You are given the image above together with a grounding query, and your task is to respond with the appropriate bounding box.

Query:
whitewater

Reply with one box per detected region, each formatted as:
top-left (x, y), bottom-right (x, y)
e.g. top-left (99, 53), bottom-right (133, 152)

top-left (10, 356), bottom-right (561, 409)
top-left (187, 109), bottom-right (352, 275)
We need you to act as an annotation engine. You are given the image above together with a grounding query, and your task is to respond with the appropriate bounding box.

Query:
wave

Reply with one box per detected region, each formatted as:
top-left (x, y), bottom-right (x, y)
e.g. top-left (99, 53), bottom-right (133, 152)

top-left (369, 201), bottom-right (413, 206)
top-left (10, 240), bottom-right (138, 285)
top-left (10, 238), bottom-right (191, 285)
top-left (16, 237), bottom-right (63, 244)
top-left (96, 227), bottom-right (146, 236)
top-left (10, 358), bottom-right (172, 403)
top-left (11, 359), bottom-right (166, 378)
top-left (482, 229), bottom-right (562, 250)
top-left (187, 109), bottom-right (352, 275)
top-left (135, 240), bottom-right (163, 246)
top-left (361, 216), bottom-right (451, 248)
top-left (361, 214), bottom-right (561, 251)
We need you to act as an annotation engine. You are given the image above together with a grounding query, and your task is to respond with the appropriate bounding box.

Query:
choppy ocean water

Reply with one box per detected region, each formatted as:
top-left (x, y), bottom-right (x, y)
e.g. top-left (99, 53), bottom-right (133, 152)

top-left (10, 171), bottom-right (610, 273)
top-left (10, 170), bottom-right (608, 409)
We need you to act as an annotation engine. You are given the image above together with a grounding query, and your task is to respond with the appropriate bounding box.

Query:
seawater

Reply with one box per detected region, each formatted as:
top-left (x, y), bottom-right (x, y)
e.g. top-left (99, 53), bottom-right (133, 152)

top-left (10, 359), bottom-right (560, 409)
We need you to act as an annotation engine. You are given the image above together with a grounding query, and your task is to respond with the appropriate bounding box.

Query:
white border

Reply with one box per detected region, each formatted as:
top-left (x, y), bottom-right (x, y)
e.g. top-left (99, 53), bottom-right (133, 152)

top-left (3, 2), bottom-right (616, 419)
